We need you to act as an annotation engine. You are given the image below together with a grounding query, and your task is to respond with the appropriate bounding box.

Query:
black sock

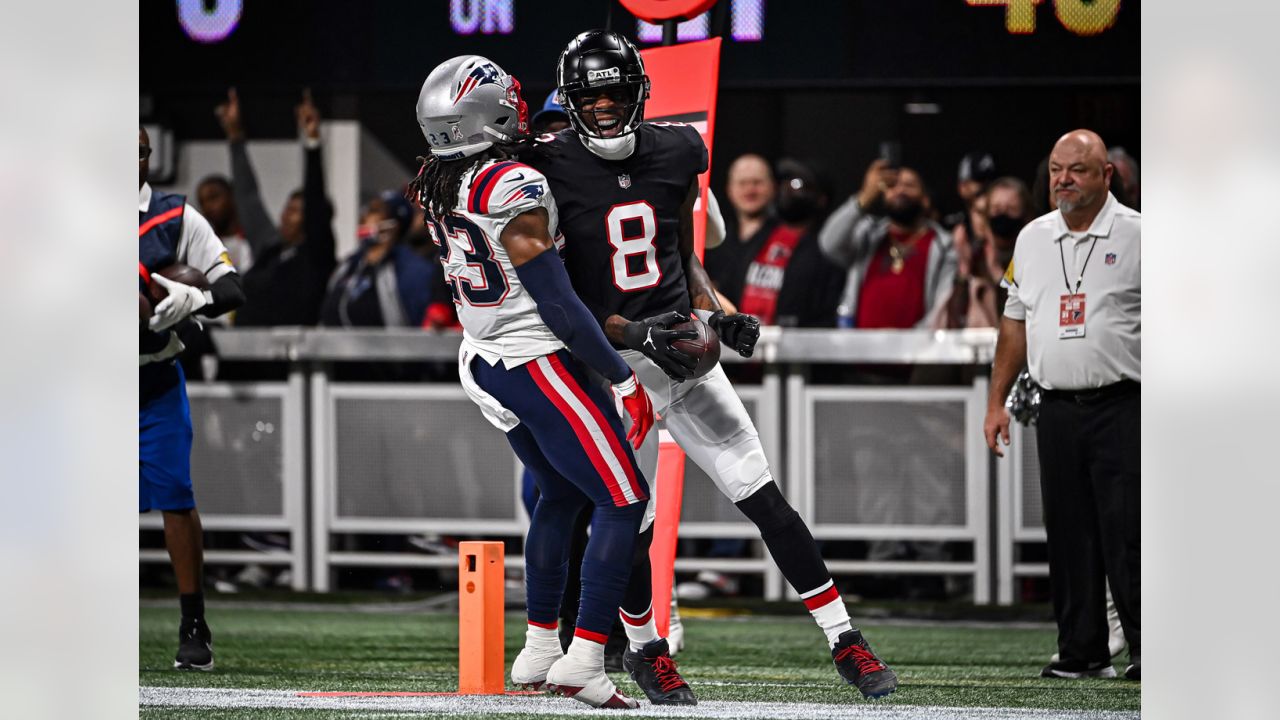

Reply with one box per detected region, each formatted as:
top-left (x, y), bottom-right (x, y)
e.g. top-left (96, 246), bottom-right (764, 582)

top-left (620, 527), bottom-right (654, 617)
top-left (735, 482), bottom-right (831, 596)
top-left (179, 592), bottom-right (205, 623)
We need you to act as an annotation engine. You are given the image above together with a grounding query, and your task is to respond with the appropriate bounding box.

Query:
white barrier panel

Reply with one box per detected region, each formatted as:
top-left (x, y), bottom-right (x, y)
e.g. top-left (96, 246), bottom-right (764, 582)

top-left (139, 376), bottom-right (308, 590)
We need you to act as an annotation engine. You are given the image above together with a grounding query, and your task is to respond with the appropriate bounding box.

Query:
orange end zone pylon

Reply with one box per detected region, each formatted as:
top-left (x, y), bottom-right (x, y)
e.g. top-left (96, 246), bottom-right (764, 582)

top-left (650, 434), bottom-right (686, 638)
top-left (458, 540), bottom-right (506, 694)
top-left (296, 541), bottom-right (539, 700)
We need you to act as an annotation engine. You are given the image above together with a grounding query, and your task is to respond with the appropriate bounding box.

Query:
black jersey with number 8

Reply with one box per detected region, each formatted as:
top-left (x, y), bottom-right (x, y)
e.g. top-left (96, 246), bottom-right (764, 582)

top-left (526, 123), bottom-right (709, 345)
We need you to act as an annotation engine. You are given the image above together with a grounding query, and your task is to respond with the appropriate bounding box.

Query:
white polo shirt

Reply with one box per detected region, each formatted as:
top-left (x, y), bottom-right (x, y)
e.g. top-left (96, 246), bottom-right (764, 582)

top-left (1003, 193), bottom-right (1140, 391)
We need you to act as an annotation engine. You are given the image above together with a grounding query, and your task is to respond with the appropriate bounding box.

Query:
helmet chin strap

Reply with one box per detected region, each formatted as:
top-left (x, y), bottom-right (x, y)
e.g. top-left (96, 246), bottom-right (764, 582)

top-left (579, 132), bottom-right (636, 161)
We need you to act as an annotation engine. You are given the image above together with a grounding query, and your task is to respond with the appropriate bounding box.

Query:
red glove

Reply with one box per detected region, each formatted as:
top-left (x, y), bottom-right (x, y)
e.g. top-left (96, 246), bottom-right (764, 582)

top-left (612, 372), bottom-right (654, 450)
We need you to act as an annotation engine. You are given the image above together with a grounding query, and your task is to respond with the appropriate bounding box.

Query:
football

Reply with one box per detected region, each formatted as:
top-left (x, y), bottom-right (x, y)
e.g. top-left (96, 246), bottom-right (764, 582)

top-left (147, 263), bottom-right (209, 305)
top-left (670, 315), bottom-right (721, 378)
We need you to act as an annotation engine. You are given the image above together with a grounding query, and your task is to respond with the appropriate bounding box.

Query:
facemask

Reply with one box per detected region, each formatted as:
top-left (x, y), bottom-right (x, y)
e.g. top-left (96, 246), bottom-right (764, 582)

top-left (776, 193), bottom-right (818, 224)
top-left (988, 213), bottom-right (1024, 239)
top-left (885, 198), bottom-right (924, 226)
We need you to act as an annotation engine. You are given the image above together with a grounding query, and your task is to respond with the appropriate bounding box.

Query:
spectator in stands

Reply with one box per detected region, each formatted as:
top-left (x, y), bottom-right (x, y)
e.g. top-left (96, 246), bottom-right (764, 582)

top-left (942, 176), bottom-right (1035, 329)
top-left (214, 88), bottom-right (336, 327)
top-left (1107, 146), bottom-right (1140, 211)
top-left (943, 150), bottom-right (998, 235)
top-left (320, 191), bottom-right (434, 328)
top-left (728, 158), bottom-right (844, 327)
top-left (820, 159), bottom-right (956, 330)
top-left (195, 175), bottom-right (252, 273)
top-left (704, 153), bottom-right (775, 303)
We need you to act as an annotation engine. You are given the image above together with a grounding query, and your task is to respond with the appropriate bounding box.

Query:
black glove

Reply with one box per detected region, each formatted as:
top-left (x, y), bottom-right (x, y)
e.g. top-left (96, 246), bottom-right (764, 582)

top-left (709, 310), bottom-right (761, 358)
top-left (621, 311), bottom-right (698, 382)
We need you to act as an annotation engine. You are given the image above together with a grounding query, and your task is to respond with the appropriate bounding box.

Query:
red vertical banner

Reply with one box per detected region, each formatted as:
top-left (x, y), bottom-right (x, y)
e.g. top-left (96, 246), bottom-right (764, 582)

top-left (639, 38), bottom-right (722, 638)
top-left (640, 37), bottom-right (722, 260)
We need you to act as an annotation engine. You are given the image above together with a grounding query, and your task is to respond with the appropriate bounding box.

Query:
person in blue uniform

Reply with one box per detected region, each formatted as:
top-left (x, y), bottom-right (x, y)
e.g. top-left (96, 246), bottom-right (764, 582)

top-left (139, 127), bottom-right (245, 671)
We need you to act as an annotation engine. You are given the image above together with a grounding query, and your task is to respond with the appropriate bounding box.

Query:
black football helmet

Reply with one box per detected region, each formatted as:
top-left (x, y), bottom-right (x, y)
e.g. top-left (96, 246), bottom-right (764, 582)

top-left (556, 29), bottom-right (651, 139)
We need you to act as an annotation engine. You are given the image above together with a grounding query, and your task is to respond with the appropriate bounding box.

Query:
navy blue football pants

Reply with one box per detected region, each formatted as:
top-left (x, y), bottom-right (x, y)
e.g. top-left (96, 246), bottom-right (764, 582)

top-left (470, 350), bottom-right (648, 642)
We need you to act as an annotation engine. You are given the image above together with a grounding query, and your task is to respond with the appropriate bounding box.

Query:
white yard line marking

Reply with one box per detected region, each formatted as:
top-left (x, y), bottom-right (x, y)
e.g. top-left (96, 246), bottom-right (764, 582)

top-left (140, 686), bottom-right (1139, 719)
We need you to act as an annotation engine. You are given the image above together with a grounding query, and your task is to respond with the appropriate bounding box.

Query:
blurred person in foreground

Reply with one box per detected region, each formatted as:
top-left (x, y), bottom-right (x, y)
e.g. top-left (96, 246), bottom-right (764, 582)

top-left (215, 87), bottom-right (336, 327)
top-left (139, 126), bottom-right (245, 671)
top-left (984, 129), bottom-right (1141, 681)
top-left (820, 159), bottom-right (956, 332)
top-left (411, 54), bottom-right (659, 709)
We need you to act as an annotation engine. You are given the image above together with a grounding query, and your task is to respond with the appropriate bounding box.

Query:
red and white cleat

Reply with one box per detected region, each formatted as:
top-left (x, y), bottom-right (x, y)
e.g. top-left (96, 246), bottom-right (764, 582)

top-left (545, 653), bottom-right (640, 709)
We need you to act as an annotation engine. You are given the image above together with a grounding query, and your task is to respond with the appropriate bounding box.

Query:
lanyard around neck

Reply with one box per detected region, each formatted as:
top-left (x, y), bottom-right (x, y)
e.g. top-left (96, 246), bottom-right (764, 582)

top-left (1058, 234), bottom-right (1099, 297)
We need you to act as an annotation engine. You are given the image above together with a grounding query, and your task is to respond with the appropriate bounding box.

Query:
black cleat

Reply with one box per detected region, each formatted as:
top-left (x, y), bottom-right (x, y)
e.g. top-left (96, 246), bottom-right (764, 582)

top-left (174, 618), bottom-right (214, 671)
top-left (604, 623), bottom-right (629, 674)
top-left (1040, 659), bottom-right (1116, 679)
top-left (623, 638), bottom-right (697, 705)
top-left (1123, 661), bottom-right (1140, 681)
top-left (832, 629), bottom-right (897, 699)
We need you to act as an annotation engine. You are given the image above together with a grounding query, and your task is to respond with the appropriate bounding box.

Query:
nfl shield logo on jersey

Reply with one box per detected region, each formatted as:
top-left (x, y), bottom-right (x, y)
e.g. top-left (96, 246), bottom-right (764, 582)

top-left (618, 173), bottom-right (632, 189)
top-left (1105, 252), bottom-right (1117, 265)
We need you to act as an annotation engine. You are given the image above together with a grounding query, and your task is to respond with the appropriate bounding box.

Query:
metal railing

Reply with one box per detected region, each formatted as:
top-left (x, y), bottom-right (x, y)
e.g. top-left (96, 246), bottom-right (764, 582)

top-left (146, 327), bottom-right (1020, 603)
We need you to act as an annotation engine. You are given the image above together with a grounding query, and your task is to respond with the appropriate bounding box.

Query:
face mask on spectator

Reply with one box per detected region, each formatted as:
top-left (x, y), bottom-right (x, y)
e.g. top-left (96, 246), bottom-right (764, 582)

top-left (885, 197), bottom-right (924, 226)
top-left (776, 189), bottom-right (819, 224)
top-left (987, 213), bottom-right (1024, 239)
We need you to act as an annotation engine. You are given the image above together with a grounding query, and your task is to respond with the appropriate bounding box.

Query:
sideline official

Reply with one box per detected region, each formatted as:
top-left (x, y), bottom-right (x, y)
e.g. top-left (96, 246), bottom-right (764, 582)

top-left (983, 129), bottom-right (1140, 681)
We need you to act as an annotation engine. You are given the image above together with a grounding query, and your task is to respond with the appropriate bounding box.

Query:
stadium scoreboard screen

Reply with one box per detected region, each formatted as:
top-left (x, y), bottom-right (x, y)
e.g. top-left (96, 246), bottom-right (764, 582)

top-left (147, 0), bottom-right (1137, 91)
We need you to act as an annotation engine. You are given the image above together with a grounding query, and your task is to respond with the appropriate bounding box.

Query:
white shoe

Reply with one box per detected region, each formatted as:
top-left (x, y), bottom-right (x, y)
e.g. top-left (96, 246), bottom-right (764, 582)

top-left (511, 645), bottom-right (562, 690)
top-left (668, 598), bottom-right (685, 656)
top-left (545, 650), bottom-right (639, 709)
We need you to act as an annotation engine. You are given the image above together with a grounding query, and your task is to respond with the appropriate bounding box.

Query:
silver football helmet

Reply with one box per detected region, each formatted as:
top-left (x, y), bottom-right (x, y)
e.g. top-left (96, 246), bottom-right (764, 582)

top-left (415, 55), bottom-right (529, 161)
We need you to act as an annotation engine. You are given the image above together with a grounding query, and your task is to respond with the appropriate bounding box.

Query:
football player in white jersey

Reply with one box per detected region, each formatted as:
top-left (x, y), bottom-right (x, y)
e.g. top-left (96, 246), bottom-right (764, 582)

top-left (410, 55), bottom-right (692, 709)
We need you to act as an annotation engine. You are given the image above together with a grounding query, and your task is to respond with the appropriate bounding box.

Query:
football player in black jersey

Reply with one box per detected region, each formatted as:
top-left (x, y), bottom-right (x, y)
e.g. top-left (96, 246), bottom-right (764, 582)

top-left (526, 29), bottom-right (898, 700)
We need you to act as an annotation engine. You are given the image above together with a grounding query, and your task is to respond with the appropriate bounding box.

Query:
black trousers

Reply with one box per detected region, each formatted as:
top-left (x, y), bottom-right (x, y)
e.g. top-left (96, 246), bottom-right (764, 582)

top-left (1036, 382), bottom-right (1140, 663)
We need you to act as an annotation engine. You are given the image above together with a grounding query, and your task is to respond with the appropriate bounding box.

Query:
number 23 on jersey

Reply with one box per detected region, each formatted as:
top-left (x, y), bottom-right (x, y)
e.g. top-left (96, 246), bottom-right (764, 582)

top-left (429, 214), bottom-right (510, 306)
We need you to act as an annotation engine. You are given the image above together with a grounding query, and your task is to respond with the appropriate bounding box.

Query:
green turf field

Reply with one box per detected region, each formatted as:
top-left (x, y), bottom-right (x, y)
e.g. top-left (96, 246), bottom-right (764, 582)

top-left (139, 600), bottom-right (1140, 719)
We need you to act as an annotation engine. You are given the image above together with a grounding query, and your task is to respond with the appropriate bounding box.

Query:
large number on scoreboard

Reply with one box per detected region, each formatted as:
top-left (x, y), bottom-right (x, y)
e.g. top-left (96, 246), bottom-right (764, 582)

top-left (605, 201), bottom-right (661, 292)
top-left (965, 0), bottom-right (1120, 36)
top-left (431, 214), bottom-right (510, 306)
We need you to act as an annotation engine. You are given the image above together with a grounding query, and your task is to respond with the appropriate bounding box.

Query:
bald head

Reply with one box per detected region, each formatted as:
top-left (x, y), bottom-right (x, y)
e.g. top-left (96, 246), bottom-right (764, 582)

top-left (726, 153), bottom-right (775, 218)
top-left (1053, 130), bottom-right (1108, 165)
top-left (1048, 128), bottom-right (1112, 223)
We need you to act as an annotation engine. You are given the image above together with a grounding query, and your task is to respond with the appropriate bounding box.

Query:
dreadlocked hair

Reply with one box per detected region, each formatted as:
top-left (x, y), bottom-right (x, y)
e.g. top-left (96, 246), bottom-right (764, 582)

top-left (406, 136), bottom-right (544, 220)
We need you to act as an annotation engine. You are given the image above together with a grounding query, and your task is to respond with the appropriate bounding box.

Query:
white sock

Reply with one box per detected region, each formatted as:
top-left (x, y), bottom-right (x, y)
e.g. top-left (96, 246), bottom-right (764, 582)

top-left (566, 633), bottom-right (606, 664)
top-left (525, 621), bottom-right (560, 651)
top-left (800, 580), bottom-right (853, 648)
top-left (620, 604), bottom-right (659, 652)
